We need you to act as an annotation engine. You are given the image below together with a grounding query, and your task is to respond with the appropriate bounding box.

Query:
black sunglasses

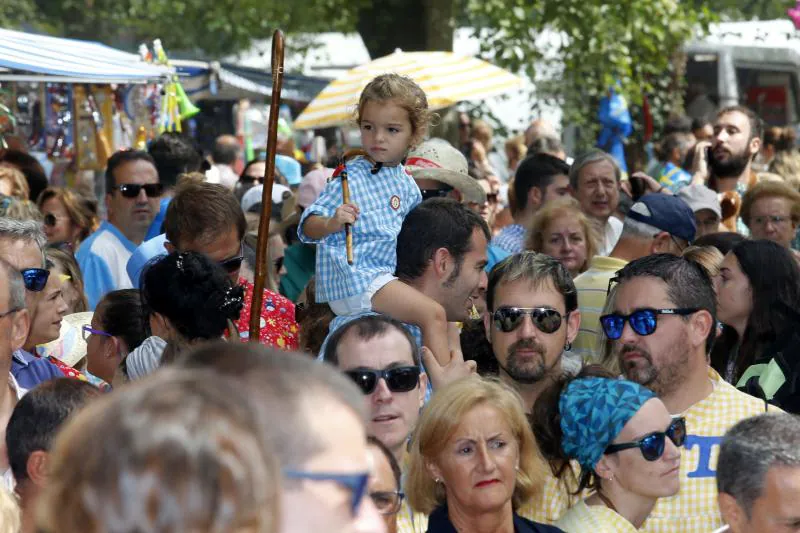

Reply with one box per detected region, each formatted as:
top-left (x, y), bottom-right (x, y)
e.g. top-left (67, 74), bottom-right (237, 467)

top-left (492, 306), bottom-right (563, 334)
top-left (345, 366), bottom-right (421, 395)
top-left (240, 175), bottom-right (264, 185)
top-left (420, 185), bottom-right (454, 201)
top-left (600, 308), bottom-right (699, 340)
top-left (605, 417), bottom-right (686, 461)
top-left (43, 213), bottom-right (60, 227)
top-left (21, 268), bottom-right (49, 292)
top-left (112, 183), bottom-right (164, 198)
top-left (218, 244), bottom-right (245, 274)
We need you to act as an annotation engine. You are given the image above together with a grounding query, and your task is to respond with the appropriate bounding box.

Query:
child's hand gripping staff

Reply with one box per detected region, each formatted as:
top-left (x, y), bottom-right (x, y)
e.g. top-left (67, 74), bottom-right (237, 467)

top-left (336, 162), bottom-right (355, 265)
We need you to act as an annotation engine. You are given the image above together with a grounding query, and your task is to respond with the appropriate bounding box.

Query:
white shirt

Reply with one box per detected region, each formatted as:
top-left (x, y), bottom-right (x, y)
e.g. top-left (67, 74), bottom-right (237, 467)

top-left (2, 373), bottom-right (27, 491)
top-left (599, 216), bottom-right (624, 256)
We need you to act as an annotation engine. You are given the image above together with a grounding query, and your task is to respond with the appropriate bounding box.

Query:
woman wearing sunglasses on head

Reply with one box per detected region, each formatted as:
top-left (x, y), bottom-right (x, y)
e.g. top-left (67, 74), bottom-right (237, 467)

top-left (530, 367), bottom-right (684, 532)
top-left (406, 376), bottom-right (564, 533)
top-left (36, 187), bottom-right (99, 250)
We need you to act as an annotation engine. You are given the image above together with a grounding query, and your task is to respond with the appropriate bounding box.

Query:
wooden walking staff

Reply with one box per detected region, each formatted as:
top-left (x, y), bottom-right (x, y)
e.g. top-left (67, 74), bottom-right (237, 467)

top-left (336, 149), bottom-right (371, 265)
top-left (249, 29), bottom-right (285, 342)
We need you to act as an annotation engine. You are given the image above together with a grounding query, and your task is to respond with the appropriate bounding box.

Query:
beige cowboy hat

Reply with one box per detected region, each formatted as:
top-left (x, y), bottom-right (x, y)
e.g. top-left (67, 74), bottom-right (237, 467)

top-left (406, 139), bottom-right (487, 204)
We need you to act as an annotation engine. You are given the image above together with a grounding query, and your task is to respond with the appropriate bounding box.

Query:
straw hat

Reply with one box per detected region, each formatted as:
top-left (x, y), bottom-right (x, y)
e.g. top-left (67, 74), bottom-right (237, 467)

top-left (406, 139), bottom-right (487, 204)
top-left (35, 312), bottom-right (93, 368)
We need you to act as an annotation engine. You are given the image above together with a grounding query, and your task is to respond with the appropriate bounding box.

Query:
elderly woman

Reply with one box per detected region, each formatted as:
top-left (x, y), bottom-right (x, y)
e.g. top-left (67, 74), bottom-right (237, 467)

top-left (527, 198), bottom-right (599, 278)
top-left (531, 369), bottom-right (683, 532)
top-left (407, 376), bottom-right (563, 533)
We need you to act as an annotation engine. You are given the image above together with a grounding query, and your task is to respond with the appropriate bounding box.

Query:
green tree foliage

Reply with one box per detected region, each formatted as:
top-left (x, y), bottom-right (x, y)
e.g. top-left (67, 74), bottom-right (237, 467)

top-left (465, 0), bottom-right (716, 148)
top-left (699, 0), bottom-right (791, 21)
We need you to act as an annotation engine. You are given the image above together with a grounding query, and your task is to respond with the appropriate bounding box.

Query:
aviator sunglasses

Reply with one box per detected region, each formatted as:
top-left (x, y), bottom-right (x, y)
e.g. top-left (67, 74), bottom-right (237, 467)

top-left (492, 306), bottom-right (564, 334)
top-left (605, 417), bottom-right (686, 461)
top-left (345, 366), bottom-right (421, 395)
top-left (600, 308), bottom-right (699, 340)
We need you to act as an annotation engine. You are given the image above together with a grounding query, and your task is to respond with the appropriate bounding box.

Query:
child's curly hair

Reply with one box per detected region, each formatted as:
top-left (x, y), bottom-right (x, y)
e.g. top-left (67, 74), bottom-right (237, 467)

top-left (356, 73), bottom-right (432, 147)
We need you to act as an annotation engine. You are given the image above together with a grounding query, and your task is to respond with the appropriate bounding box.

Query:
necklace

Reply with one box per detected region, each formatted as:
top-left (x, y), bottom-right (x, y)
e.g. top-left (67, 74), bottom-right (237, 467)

top-left (595, 490), bottom-right (618, 513)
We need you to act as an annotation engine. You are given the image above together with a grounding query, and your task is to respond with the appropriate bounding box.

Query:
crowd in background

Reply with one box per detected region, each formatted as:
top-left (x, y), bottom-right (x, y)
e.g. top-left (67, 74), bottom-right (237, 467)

top-left (0, 87), bottom-right (797, 533)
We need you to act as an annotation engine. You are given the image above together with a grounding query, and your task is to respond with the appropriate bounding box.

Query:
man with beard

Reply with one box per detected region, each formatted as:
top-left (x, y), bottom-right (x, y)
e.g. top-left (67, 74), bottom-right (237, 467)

top-left (483, 251), bottom-right (581, 414)
top-left (602, 254), bottom-right (777, 533)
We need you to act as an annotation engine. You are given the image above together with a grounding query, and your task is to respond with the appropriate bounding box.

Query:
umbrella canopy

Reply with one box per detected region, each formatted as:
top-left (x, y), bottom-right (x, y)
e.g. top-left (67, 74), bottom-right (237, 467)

top-left (294, 51), bottom-right (524, 130)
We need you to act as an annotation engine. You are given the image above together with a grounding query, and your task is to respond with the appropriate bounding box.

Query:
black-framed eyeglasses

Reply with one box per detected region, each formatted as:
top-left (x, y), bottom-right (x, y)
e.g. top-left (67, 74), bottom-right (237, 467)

top-left (345, 366), bottom-right (421, 395)
top-left (492, 306), bottom-right (563, 334)
top-left (370, 490), bottom-right (404, 516)
top-left (240, 175), bottom-right (264, 186)
top-left (600, 308), bottom-right (699, 340)
top-left (21, 268), bottom-right (50, 292)
top-left (0, 307), bottom-right (21, 320)
top-left (112, 183), bottom-right (164, 198)
top-left (283, 469), bottom-right (369, 515)
top-left (420, 185), bottom-right (454, 201)
top-left (218, 243), bottom-right (244, 274)
top-left (605, 417), bottom-right (686, 461)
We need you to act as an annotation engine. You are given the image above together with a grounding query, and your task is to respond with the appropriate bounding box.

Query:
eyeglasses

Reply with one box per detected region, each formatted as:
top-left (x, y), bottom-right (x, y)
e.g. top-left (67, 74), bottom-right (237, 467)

top-left (240, 175), bottom-right (264, 185)
top-left (20, 268), bottom-right (50, 292)
top-left (111, 183), bottom-right (164, 198)
top-left (344, 366), bottom-right (421, 395)
top-left (605, 417), bottom-right (687, 461)
top-left (420, 185), bottom-right (454, 201)
top-left (492, 306), bottom-right (563, 334)
top-left (599, 308), bottom-right (700, 340)
top-left (283, 470), bottom-right (369, 516)
top-left (218, 244), bottom-right (245, 274)
top-left (750, 215), bottom-right (792, 226)
top-left (82, 325), bottom-right (112, 341)
top-left (370, 490), bottom-right (404, 516)
top-left (486, 192), bottom-right (498, 204)
top-left (0, 307), bottom-right (20, 320)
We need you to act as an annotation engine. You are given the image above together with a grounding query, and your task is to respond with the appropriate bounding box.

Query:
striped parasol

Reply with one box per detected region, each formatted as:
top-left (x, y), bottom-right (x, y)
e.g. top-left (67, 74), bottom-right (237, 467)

top-left (293, 51), bottom-right (524, 130)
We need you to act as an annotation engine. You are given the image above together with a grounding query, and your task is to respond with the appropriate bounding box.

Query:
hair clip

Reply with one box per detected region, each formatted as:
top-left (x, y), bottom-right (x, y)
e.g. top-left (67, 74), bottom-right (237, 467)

top-left (175, 253), bottom-right (185, 273)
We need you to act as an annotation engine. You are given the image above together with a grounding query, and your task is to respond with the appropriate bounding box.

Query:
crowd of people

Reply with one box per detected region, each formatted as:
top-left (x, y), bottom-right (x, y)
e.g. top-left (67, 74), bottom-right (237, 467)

top-left (0, 71), bottom-right (797, 533)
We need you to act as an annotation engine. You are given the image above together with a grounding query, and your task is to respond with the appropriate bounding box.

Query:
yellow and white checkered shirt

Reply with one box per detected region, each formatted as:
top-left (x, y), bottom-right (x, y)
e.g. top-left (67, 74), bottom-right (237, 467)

top-left (517, 465), bottom-right (581, 524)
top-left (641, 369), bottom-right (778, 533)
top-left (396, 501), bottom-right (428, 533)
top-left (555, 499), bottom-right (639, 533)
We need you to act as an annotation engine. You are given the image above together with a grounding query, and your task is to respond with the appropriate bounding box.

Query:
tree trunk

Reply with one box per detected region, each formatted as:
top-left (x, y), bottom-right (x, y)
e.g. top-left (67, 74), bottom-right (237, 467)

top-left (357, 0), bottom-right (454, 58)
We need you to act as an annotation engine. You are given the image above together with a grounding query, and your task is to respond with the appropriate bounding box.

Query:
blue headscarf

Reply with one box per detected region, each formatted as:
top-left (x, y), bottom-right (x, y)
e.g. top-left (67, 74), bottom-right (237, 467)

top-left (559, 377), bottom-right (656, 470)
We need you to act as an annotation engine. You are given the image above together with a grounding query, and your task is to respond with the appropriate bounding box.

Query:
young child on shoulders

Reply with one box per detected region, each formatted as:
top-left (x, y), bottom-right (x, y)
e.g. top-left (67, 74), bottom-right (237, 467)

top-left (299, 73), bottom-right (451, 365)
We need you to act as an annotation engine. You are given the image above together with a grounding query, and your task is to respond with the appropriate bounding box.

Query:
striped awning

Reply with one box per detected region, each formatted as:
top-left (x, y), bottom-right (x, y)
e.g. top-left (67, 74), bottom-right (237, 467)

top-left (0, 27), bottom-right (170, 83)
top-left (294, 50), bottom-right (524, 130)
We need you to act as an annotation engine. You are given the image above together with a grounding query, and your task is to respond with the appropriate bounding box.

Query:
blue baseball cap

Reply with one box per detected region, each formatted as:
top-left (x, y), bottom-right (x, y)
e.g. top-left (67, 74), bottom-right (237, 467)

top-left (257, 152), bottom-right (303, 186)
top-left (625, 193), bottom-right (697, 243)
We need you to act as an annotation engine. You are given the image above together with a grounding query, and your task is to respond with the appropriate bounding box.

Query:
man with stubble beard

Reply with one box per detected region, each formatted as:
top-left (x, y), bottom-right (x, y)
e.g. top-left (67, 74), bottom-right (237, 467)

top-left (601, 254), bottom-right (778, 533)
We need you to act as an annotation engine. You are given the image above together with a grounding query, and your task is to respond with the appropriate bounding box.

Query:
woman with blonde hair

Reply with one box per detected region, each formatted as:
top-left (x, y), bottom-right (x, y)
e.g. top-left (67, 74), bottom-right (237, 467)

top-left (406, 376), bottom-right (563, 532)
top-left (0, 165), bottom-right (30, 199)
top-left (36, 187), bottom-right (98, 249)
top-left (527, 198), bottom-right (599, 278)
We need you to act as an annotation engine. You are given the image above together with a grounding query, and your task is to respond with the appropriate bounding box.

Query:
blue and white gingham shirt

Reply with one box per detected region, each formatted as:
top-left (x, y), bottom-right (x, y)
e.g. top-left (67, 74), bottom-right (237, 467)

top-left (298, 157), bottom-right (422, 303)
top-left (490, 223), bottom-right (526, 254)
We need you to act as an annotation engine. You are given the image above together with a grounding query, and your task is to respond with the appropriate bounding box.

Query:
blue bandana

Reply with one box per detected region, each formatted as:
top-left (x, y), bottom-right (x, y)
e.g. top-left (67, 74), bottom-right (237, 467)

top-left (559, 377), bottom-right (656, 470)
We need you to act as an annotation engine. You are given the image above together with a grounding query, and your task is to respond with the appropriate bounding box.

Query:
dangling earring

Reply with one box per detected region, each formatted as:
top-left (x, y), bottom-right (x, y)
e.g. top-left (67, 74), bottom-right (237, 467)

top-left (435, 478), bottom-right (441, 484)
top-left (564, 342), bottom-right (572, 352)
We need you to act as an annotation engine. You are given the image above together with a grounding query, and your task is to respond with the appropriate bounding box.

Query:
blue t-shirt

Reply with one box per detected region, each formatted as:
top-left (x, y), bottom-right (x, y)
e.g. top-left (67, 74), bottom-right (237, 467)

top-left (145, 197), bottom-right (171, 241)
top-left (127, 234), bottom-right (169, 289)
top-left (11, 349), bottom-right (64, 389)
top-left (76, 221), bottom-right (138, 310)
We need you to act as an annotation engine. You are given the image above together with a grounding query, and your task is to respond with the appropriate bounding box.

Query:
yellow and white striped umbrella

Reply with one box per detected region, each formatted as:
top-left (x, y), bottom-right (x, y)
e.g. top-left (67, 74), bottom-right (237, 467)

top-left (294, 51), bottom-right (524, 130)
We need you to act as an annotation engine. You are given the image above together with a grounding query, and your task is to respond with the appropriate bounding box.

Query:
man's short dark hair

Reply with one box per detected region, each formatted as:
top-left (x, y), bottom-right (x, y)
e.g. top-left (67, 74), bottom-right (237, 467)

top-left (717, 413), bottom-right (800, 518)
top-left (212, 135), bottom-right (239, 165)
top-left (148, 133), bottom-right (203, 189)
top-left (396, 198), bottom-right (490, 282)
top-left (716, 105), bottom-right (764, 143)
top-left (513, 153), bottom-right (570, 212)
top-left (613, 253), bottom-right (717, 353)
top-left (104, 150), bottom-right (157, 194)
top-left (176, 342), bottom-right (366, 469)
top-left (664, 115), bottom-right (692, 135)
top-left (486, 252), bottom-right (577, 314)
top-left (163, 180), bottom-right (247, 248)
top-left (323, 315), bottom-right (420, 367)
top-left (6, 378), bottom-right (100, 481)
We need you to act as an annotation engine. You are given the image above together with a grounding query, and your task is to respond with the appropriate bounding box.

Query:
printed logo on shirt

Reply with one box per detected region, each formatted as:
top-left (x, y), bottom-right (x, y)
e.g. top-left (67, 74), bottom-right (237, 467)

top-left (390, 195), bottom-right (401, 210)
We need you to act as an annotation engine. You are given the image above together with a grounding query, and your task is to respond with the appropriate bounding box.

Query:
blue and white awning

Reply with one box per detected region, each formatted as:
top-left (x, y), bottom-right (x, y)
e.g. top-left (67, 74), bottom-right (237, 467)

top-left (0, 27), bottom-right (171, 83)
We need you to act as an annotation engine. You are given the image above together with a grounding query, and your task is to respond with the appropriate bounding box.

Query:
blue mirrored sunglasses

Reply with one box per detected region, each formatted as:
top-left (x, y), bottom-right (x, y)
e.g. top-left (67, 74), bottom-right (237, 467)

top-left (20, 268), bottom-right (49, 292)
top-left (283, 469), bottom-right (369, 515)
top-left (600, 308), bottom-right (699, 339)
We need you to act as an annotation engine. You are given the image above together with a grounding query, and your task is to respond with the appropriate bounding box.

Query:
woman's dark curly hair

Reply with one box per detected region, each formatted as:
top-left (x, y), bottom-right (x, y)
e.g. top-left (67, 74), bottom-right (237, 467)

top-left (141, 251), bottom-right (245, 342)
